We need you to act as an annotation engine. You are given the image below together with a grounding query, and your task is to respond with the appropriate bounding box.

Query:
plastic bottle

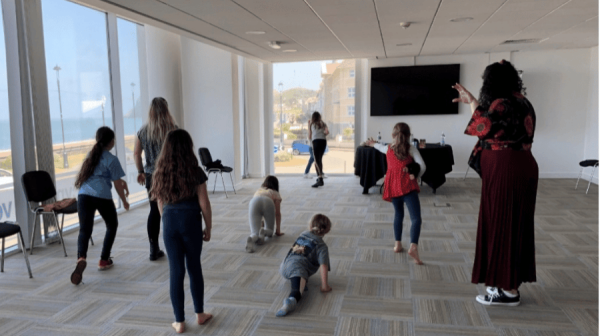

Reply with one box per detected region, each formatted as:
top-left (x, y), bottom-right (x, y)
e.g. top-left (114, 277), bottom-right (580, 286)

top-left (378, 132), bottom-right (381, 142)
top-left (441, 132), bottom-right (446, 146)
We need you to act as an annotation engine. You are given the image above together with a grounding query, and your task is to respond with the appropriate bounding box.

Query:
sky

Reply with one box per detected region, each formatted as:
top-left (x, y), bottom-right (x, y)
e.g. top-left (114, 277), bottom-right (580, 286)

top-left (0, 0), bottom-right (141, 127)
top-left (273, 60), bottom-right (331, 92)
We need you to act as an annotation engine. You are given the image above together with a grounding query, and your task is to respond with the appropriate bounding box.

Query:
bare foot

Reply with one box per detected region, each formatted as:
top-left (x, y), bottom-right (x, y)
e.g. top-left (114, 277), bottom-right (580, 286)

top-left (393, 242), bottom-right (403, 253)
top-left (197, 313), bottom-right (213, 325)
top-left (408, 243), bottom-right (424, 265)
top-left (276, 232), bottom-right (285, 236)
top-left (172, 322), bottom-right (185, 333)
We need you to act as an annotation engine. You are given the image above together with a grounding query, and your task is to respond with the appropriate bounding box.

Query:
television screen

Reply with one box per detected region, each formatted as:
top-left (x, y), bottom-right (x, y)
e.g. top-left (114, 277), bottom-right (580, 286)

top-left (370, 64), bottom-right (460, 116)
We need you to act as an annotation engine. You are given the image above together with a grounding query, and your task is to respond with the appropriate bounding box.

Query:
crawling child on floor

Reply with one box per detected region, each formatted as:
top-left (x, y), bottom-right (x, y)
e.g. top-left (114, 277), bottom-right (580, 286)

top-left (276, 214), bottom-right (332, 317)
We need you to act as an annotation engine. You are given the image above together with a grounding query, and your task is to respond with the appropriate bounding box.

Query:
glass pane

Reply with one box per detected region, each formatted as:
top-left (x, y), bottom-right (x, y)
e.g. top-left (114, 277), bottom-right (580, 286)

top-left (273, 60), bottom-right (356, 174)
top-left (0, 7), bottom-right (18, 250)
top-left (42, 0), bottom-right (119, 231)
top-left (117, 18), bottom-right (146, 205)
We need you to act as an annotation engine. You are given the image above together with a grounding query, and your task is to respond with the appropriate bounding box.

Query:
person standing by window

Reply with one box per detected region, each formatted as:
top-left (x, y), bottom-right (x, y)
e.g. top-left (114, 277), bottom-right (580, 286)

top-left (308, 111), bottom-right (329, 188)
top-left (71, 127), bottom-right (129, 285)
top-left (134, 97), bottom-right (177, 261)
top-left (453, 60), bottom-right (538, 307)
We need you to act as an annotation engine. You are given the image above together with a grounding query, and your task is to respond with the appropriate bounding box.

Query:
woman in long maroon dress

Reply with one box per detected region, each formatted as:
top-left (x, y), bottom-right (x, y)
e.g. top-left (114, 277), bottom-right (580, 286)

top-left (453, 60), bottom-right (538, 306)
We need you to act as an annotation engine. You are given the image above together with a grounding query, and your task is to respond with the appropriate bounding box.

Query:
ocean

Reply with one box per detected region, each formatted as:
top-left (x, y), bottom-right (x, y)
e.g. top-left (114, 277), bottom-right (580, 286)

top-left (0, 117), bottom-right (143, 150)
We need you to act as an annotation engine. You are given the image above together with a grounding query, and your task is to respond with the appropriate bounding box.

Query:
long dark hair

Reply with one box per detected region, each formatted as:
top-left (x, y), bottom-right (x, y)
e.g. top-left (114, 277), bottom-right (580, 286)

top-left (261, 175), bottom-right (279, 192)
top-left (479, 60), bottom-right (523, 109)
top-left (391, 122), bottom-right (411, 161)
top-left (150, 129), bottom-right (201, 204)
top-left (74, 127), bottom-right (115, 188)
top-left (143, 97), bottom-right (177, 143)
top-left (311, 111), bottom-right (325, 129)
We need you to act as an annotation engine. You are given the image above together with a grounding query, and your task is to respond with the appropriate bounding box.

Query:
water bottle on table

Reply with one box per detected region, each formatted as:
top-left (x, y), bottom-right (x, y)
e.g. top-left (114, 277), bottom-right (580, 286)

top-left (441, 132), bottom-right (446, 146)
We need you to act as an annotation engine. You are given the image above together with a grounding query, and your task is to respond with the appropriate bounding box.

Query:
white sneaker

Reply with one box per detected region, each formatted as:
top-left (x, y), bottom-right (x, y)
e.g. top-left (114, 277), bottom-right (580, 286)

top-left (487, 287), bottom-right (498, 295)
top-left (304, 174), bottom-right (310, 179)
top-left (245, 237), bottom-right (255, 253)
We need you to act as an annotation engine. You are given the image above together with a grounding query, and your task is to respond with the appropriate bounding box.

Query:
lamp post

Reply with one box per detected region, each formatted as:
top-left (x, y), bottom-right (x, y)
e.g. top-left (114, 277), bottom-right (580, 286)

top-left (278, 82), bottom-right (283, 150)
top-left (131, 82), bottom-right (136, 132)
top-left (101, 95), bottom-right (106, 126)
top-left (53, 65), bottom-right (68, 168)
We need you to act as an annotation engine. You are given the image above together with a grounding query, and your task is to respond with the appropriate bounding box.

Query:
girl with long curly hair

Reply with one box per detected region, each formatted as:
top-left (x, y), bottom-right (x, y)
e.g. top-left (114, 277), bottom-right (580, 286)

top-left (134, 97), bottom-right (178, 261)
top-left (453, 60), bottom-right (537, 307)
top-left (366, 122), bottom-right (426, 265)
top-left (150, 129), bottom-right (213, 333)
top-left (71, 127), bottom-right (129, 285)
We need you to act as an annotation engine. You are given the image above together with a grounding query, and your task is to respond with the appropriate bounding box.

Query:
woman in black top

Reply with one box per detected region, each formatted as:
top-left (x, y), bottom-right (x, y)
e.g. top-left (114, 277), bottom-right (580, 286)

top-left (134, 97), bottom-right (177, 260)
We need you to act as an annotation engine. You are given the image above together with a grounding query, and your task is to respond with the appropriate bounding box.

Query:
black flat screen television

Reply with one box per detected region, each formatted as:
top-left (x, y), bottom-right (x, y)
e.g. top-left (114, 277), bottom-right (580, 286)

top-left (370, 64), bottom-right (460, 116)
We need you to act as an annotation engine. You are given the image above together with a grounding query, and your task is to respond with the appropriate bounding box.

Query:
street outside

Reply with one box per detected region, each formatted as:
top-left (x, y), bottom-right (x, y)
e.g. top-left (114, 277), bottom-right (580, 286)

top-left (275, 148), bottom-right (355, 174)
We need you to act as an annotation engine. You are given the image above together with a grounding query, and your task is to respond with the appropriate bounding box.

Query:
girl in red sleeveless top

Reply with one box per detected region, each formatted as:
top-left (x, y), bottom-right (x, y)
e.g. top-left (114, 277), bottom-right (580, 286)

top-left (367, 123), bottom-right (426, 265)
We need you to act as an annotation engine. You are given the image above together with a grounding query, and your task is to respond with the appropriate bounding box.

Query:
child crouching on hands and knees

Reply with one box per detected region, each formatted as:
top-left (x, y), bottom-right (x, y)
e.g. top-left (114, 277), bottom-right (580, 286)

top-left (276, 214), bottom-right (332, 317)
top-left (246, 175), bottom-right (284, 253)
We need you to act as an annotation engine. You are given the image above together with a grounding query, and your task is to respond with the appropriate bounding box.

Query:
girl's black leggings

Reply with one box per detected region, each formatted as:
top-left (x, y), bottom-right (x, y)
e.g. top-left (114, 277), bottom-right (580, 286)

top-left (312, 139), bottom-right (327, 177)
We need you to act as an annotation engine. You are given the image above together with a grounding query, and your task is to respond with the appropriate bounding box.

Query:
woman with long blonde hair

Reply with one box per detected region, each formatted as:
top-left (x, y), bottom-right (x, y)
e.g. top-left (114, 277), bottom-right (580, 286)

top-left (134, 97), bottom-right (178, 261)
top-left (366, 122), bottom-right (426, 265)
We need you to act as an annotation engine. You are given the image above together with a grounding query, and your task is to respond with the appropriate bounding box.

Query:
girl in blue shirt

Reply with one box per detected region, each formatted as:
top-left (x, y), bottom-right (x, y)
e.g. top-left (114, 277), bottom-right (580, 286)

top-left (70, 127), bottom-right (130, 285)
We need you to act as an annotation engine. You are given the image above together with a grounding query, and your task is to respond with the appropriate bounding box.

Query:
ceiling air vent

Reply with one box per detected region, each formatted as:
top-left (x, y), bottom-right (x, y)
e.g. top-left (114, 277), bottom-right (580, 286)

top-left (501, 38), bottom-right (545, 45)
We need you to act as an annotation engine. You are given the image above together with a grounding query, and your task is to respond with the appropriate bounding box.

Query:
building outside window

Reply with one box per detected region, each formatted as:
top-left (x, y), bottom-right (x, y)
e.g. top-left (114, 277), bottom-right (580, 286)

top-left (349, 69), bottom-right (355, 78)
top-left (348, 87), bottom-right (355, 98)
top-left (347, 105), bottom-right (355, 116)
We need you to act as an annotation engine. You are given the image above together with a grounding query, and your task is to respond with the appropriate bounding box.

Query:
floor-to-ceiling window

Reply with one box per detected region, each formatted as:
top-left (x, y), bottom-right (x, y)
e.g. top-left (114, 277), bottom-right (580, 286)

top-left (273, 60), bottom-right (356, 174)
top-left (117, 18), bottom-right (146, 204)
top-left (42, 0), bottom-right (117, 230)
top-left (0, 3), bottom-right (17, 249)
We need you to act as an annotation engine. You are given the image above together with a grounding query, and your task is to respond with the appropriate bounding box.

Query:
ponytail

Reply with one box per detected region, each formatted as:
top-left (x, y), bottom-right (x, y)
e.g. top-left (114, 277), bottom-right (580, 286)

top-left (74, 127), bottom-right (115, 188)
top-left (309, 213), bottom-right (332, 236)
top-left (391, 122), bottom-right (411, 161)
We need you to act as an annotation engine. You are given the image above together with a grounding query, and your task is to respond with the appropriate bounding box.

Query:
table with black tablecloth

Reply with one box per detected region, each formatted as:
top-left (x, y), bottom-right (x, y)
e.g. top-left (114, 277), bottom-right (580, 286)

top-left (354, 144), bottom-right (455, 194)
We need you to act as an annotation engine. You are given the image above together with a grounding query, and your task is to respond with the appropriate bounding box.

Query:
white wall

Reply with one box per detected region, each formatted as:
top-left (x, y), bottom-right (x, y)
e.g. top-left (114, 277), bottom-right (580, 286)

top-left (144, 26), bottom-right (183, 125)
top-left (366, 48), bottom-right (597, 179)
top-left (180, 37), bottom-right (237, 190)
top-left (512, 49), bottom-right (592, 179)
top-left (245, 58), bottom-right (266, 178)
top-left (583, 46), bottom-right (599, 183)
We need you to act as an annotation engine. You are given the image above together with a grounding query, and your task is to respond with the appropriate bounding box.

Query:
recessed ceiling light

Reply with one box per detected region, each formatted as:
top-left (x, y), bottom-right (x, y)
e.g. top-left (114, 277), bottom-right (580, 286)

top-left (268, 41), bottom-right (281, 49)
top-left (282, 49), bottom-right (297, 53)
top-left (399, 22), bottom-right (411, 29)
top-left (450, 17), bottom-right (473, 22)
top-left (245, 31), bottom-right (265, 35)
top-left (396, 43), bottom-right (412, 47)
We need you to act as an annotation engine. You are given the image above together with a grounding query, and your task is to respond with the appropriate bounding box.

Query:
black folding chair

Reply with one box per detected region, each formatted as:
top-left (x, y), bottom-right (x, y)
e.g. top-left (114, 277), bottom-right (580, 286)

top-left (198, 148), bottom-right (236, 198)
top-left (21, 171), bottom-right (91, 257)
top-left (0, 221), bottom-right (32, 278)
top-left (576, 160), bottom-right (599, 194)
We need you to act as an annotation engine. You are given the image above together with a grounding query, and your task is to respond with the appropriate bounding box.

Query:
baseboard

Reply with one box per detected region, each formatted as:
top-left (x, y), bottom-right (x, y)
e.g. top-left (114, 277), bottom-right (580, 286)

top-left (447, 171), bottom-right (598, 184)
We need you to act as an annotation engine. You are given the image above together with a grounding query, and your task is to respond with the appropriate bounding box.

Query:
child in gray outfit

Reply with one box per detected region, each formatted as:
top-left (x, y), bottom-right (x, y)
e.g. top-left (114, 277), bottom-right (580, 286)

top-left (276, 214), bottom-right (332, 317)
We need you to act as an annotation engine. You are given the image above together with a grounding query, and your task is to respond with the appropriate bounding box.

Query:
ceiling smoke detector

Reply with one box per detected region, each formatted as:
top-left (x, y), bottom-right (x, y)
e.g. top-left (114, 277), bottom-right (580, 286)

top-left (268, 41), bottom-right (281, 49)
top-left (399, 22), bottom-right (411, 29)
top-left (450, 17), bottom-right (473, 22)
top-left (501, 38), bottom-right (546, 45)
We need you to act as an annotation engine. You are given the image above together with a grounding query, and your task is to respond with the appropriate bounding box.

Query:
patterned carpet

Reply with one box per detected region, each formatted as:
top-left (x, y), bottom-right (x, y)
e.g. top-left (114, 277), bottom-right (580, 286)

top-left (0, 176), bottom-right (597, 336)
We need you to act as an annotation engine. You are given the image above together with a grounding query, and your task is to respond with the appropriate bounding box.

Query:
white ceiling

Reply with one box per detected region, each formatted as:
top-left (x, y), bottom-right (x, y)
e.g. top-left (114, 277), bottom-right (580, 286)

top-left (95, 0), bottom-right (598, 62)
